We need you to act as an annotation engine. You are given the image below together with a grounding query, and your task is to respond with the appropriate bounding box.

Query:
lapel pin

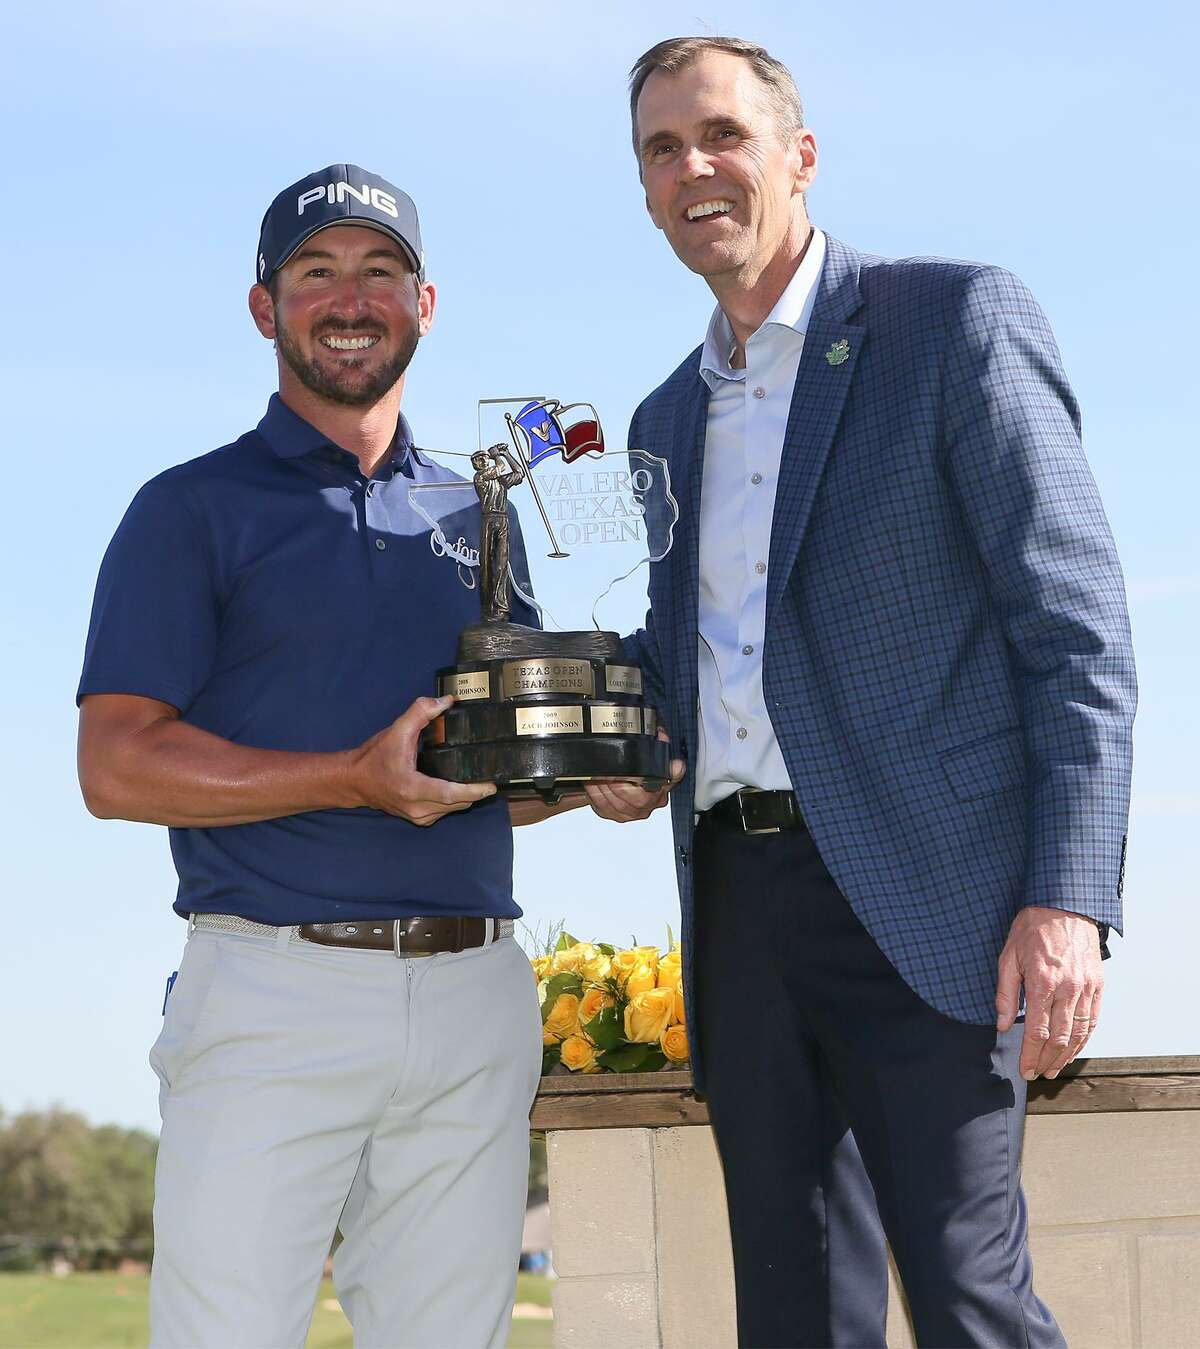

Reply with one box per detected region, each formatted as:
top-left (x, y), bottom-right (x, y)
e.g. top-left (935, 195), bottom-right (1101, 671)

top-left (825, 338), bottom-right (851, 367)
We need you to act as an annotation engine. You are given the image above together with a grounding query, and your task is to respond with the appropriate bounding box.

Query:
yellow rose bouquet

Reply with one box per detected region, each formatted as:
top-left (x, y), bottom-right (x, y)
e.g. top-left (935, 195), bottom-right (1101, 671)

top-left (535, 931), bottom-right (689, 1075)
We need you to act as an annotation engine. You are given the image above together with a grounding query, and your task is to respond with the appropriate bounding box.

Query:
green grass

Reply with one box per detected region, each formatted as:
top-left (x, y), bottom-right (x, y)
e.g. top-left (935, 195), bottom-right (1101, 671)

top-left (0, 1272), bottom-right (553, 1348)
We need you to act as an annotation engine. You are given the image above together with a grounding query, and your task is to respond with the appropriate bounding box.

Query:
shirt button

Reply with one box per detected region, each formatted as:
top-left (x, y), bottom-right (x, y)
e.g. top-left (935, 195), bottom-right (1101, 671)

top-left (742, 644), bottom-right (754, 656)
top-left (750, 472), bottom-right (763, 485)
top-left (736, 726), bottom-right (749, 740)
top-left (753, 386), bottom-right (766, 399)
top-left (755, 561), bottom-right (767, 574)
top-left (375, 538), bottom-right (387, 551)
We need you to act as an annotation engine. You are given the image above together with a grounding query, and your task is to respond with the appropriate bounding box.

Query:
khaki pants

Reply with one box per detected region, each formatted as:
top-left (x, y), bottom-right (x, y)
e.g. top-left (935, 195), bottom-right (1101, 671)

top-left (148, 926), bottom-right (542, 1348)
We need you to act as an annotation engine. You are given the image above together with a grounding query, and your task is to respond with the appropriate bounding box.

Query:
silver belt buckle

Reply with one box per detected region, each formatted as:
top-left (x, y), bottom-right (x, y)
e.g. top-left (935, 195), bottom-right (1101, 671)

top-left (737, 788), bottom-right (781, 835)
top-left (393, 919), bottom-right (438, 959)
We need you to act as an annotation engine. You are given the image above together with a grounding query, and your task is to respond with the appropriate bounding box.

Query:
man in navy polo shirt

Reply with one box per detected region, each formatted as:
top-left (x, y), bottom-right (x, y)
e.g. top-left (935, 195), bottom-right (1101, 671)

top-left (77, 165), bottom-right (549, 1349)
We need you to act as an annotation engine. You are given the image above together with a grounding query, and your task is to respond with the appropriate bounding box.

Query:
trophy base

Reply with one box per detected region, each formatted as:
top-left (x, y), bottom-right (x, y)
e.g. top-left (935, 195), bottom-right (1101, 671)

top-left (418, 734), bottom-right (670, 805)
top-left (420, 635), bottom-right (668, 805)
top-left (457, 622), bottom-right (623, 663)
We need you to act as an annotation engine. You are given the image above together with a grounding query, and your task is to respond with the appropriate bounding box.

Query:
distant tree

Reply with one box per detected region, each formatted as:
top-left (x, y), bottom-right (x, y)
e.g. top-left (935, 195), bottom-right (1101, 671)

top-left (528, 1132), bottom-right (548, 1207)
top-left (0, 1108), bottom-right (156, 1268)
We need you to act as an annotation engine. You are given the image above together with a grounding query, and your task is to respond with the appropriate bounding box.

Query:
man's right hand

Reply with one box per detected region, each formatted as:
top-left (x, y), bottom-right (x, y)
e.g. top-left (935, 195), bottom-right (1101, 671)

top-left (583, 728), bottom-right (685, 822)
top-left (348, 695), bottom-right (497, 826)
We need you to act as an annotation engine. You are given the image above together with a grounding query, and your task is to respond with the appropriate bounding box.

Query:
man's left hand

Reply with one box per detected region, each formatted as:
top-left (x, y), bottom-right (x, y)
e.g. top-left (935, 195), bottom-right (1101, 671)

top-left (995, 907), bottom-right (1104, 1081)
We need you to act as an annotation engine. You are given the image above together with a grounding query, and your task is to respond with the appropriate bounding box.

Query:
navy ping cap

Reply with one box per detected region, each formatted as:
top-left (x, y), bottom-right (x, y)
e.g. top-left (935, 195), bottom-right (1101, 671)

top-left (256, 163), bottom-right (424, 286)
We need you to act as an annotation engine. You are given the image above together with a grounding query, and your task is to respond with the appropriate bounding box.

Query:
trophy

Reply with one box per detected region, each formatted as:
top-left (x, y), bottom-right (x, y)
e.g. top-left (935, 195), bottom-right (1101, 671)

top-left (409, 396), bottom-right (678, 803)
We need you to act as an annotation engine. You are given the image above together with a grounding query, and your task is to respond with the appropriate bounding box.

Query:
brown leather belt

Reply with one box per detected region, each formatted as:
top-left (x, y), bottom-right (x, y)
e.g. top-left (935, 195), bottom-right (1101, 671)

top-left (300, 916), bottom-right (503, 955)
top-left (189, 911), bottom-right (511, 956)
top-left (703, 788), bottom-right (807, 835)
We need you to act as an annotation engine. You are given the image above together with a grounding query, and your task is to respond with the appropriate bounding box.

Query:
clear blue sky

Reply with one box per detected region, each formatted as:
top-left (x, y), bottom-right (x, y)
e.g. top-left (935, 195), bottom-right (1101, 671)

top-left (2, 1), bottom-right (1197, 1132)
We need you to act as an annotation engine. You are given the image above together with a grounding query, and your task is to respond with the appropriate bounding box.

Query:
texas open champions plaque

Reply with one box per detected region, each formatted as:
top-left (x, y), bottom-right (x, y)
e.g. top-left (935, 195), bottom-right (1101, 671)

top-left (409, 396), bottom-right (678, 802)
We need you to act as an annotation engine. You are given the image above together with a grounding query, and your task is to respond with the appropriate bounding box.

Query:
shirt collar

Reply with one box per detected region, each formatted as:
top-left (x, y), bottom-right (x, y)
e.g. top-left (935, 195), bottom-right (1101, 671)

top-left (256, 393), bottom-right (424, 472)
top-left (699, 227), bottom-right (827, 388)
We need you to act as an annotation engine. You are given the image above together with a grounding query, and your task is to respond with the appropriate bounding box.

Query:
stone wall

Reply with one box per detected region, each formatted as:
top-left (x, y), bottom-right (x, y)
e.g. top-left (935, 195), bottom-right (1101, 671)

top-left (534, 1057), bottom-right (1200, 1349)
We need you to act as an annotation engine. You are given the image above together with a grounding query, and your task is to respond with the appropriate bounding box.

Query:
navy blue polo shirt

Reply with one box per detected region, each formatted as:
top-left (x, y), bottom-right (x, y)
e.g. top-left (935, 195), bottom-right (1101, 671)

top-left (78, 395), bottom-right (534, 925)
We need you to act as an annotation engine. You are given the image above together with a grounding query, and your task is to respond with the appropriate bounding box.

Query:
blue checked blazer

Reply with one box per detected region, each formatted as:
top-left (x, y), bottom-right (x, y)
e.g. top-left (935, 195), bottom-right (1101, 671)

top-left (624, 235), bottom-right (1136, 1088)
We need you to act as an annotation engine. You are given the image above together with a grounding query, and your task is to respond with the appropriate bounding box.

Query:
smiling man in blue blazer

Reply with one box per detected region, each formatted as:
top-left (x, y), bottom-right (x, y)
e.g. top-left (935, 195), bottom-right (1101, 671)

top-left (585, 34), bottom-right (1136, 1349)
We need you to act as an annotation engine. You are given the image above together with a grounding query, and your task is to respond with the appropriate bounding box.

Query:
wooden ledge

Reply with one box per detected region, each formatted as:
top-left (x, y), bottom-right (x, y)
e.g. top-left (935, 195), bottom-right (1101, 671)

top-left (530, 1055), bottom-right (1200, 1131)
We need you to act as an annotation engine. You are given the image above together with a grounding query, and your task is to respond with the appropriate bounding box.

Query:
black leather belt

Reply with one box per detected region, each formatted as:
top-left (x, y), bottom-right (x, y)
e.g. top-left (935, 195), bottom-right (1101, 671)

top-left (703, 788), bottom-right (806, 835)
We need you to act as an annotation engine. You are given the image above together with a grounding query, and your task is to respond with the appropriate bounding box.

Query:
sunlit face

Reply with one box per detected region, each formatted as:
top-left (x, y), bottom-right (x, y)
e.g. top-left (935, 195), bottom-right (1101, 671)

top-left (249, 223), bottom-right (435, 407)
top-left (635, 51), bottom-right (816, 282)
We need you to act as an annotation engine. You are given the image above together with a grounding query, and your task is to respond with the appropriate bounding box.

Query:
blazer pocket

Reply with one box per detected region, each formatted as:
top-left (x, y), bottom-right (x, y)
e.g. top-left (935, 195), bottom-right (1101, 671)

top-left (940, 727), bottom-right (1025, 802)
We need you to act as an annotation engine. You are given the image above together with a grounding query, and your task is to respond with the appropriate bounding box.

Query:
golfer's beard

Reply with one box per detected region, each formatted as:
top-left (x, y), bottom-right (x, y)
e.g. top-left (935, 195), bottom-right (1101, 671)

top-left (276, 320), bottom-right (418, 407)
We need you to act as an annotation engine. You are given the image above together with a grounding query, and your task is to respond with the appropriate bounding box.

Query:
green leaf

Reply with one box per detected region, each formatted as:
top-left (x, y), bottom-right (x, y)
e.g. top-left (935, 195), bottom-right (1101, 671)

top-left (666, 922), bottom-right (675, 951)
top-left (583, 1007), bottom-right (624, 1051)
top-left (597, 943), bottom-right (616, 957)
top-left (596, 1043), bottom-right (652, 1073)
top-left (539, 972), bottom-right (583, 1022)
top-left (639, 1047), bottom-right (668, 1073)
top-left (541, 1044), bottom-right (562, 1075)
top-left (555, 931), bottom-right (580, 952)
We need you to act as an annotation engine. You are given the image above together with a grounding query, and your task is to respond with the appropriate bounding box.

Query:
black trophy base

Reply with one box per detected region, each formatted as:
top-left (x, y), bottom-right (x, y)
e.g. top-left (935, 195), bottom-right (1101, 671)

top-left (420, 632), bottom-right (668, 804)
top-left (418, 734), bottom-right (670, 805)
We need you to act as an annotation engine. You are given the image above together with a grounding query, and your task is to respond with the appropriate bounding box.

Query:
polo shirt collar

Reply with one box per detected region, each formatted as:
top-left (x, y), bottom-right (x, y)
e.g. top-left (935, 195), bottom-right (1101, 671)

top-left (699, 227), bottom-right (827, 388)
top-left (256, 393), bottom-right (424, 471)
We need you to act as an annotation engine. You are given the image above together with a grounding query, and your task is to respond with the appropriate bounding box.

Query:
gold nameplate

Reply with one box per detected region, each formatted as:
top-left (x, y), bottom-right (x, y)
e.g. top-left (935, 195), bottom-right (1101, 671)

top-left (643, 708), bottom-right (658, 736)
top-left (440, 670), bottom-right (491, 701)
top-left (515, 706), bottom-right (586, 736)
top-left (605, 664), bottom-right (643, 696)
top-left (590, 704), bottom-right (643, 735)
top-left (502, 659), bottom-right (595, 700)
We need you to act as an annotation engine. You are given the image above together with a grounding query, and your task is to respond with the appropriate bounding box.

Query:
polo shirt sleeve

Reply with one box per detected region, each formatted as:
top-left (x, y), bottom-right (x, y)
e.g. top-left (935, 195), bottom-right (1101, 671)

top-left (77, 475), bottom-right (218, 712)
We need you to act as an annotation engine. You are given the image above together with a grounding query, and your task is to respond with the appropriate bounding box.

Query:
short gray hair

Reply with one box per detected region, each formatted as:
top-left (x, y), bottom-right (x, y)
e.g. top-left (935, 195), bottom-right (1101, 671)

top-left (628, 36), bottom-right (805, 159)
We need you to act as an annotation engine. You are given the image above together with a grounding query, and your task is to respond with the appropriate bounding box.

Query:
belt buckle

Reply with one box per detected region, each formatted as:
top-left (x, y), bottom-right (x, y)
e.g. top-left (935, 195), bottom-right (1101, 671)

top-left (737, 788), bottom-right (781, 836)
top-left (392, 919), bottom-right (437, 959)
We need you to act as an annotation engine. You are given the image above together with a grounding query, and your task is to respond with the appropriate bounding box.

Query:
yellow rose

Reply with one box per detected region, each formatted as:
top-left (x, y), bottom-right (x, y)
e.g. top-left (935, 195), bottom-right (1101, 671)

top-left (657, 953), bottom-right (682, 993)
top-left (531, 955), bottom-right (552, 982)
top-left (624, 987), bottom-right (675, 1044)
top-left (631, 944), bottom-right (661, 972)
top-left (551, 943), bottom-right (588, 974)
top-left (560, 1034), bottom-right (601, 1073)
top-left (609, 949), bottom-right (639, 984)
top-left (580, 950), bottom-right (613, 982)
top-left (661, 1023), bottom-right (689, 1064)
top-left (542, 1024), bottom-right (559, 1046)
top-left (543, 992), bottom-right (581, 1042)
top-left (578, 986), bottom-right (615, 1026)
top-left (624, 961), bottom-right (657, 996)
top-left (672, 984), bottom-right (686, 1027)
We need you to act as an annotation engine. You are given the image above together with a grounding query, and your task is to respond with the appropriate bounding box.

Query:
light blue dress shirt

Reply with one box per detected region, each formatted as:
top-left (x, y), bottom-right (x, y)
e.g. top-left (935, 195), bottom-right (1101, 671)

top-left (694, 228), bottom-right (827, 811)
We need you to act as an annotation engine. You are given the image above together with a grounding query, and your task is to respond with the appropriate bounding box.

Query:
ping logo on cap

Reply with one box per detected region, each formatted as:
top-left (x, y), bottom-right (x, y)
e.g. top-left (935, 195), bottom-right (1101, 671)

top-left (297, 181), bottom-right (400, 219)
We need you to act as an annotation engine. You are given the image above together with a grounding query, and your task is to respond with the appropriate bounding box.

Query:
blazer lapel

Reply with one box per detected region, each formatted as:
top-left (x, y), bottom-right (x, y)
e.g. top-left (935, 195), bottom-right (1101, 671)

top-left (766, 236), bottom-right (866, 620)
top-left (665, 370), bottom-right (709, 735)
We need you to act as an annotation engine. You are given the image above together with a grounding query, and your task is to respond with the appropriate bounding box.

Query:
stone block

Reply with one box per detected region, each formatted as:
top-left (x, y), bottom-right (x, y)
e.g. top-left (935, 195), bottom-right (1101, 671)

top-left (652, 1127), bottom-right (736, 1349)
top-left (552, 1274), bottom-right (660, 1348)
top-left (1137, 1231), bottom-right (1200, 1348)
top-left (548, 1128), bottom-right (657, 1277)
top-left (885, 1252), bottom-right (916, 1349)
top-left (1023, 1112), bottom-right (1200, 1225)
top-left (1027, 1231), bottom-right (1132, 1348)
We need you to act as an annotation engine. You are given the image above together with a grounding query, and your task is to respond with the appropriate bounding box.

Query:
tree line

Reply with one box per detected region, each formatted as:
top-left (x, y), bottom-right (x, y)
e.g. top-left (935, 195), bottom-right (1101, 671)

top-left (1, 1109), bottom-right (548, 1271)
top-left (0, 1108), bottom-right (156, 1270)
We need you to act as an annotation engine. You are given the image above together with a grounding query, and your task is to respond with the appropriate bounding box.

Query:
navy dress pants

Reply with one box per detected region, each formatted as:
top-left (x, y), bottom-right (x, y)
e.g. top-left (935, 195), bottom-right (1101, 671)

top-left (692, 813), bottom-right (1065, 1349)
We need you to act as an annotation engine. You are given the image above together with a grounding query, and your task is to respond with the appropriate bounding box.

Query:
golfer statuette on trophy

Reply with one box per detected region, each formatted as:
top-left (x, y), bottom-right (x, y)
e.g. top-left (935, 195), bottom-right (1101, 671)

top-left (410, 396), bottom-right (677, 802)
